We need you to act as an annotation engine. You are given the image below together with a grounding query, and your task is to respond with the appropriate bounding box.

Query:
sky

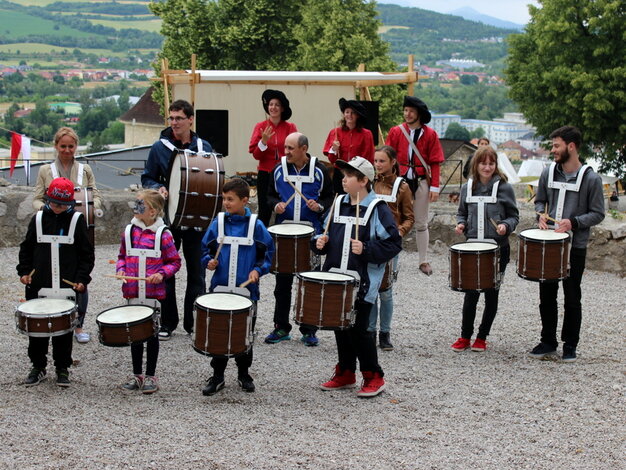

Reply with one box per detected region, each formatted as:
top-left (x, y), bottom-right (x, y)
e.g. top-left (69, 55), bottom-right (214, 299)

top-left (378, 0), bottom-right (541, 25)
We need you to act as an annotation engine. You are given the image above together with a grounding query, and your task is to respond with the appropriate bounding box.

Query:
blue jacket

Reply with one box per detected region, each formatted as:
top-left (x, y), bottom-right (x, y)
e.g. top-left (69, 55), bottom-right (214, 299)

top-left (142, 127), bottom-right (213, 190)
top-left (201, 208), bottom-right (274, 301)
top-left (267, 155), bottom-right (333, 233)
top-left (312, 191), bottom-right (402, 303)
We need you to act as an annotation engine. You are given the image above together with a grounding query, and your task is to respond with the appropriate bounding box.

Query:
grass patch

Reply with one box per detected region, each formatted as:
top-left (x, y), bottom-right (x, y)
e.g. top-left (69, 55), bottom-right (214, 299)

top-left (0, 9), bottom-right (96, 38)
top-left (378, 25), bottom-right (410, 34)
top-left (88, 18), bottom-right (161, 32)
top-left (0, 42), bottom-right (158, 56)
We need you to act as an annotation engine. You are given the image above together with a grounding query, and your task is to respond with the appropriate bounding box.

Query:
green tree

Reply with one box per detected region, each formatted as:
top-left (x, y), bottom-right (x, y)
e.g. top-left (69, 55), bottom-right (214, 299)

top-left (470, 127), bottom-right (486, 139)
top-left (444, 122), bottom-right (470, 141)
top-left (506, 0), bottom-right (626, 177)
top-left (460, 74), bottom-right (479, 85)
top-left (101, 121), bottom-right (125, 145)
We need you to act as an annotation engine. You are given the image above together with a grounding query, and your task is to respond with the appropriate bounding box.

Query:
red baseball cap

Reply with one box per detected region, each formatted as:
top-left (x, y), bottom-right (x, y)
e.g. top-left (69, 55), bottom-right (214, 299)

top-left (46, 177), bottom-right (75, 205)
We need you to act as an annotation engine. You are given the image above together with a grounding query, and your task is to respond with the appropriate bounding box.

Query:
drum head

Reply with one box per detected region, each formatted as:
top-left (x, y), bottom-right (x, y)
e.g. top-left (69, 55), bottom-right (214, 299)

top-left (450, 242), bottom-right (498, 252)
top-left (195, 293), bottom-right (253, 310)
top-left (166, 153), bottom-right (183, 224)
top-left (97, 305), bottom-right (154, 324)
top-left (268, 223), bottom-right (314, 236)
top-left (520, 228), bottom-right (569, 241)
top-left (298, 271), bottom-right (355, 282)
top-left (18, 298), bottom-right (75, 315)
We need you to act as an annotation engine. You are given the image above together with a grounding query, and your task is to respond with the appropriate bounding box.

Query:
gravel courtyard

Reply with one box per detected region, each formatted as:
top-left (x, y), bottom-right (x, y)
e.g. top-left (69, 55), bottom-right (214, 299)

top-left (1, 243), bottom-right (624, 469)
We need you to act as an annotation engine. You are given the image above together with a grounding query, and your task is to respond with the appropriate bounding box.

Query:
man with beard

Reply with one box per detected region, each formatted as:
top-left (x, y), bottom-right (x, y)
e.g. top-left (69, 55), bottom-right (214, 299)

top-left (529, 126), bottom-right (605, 362)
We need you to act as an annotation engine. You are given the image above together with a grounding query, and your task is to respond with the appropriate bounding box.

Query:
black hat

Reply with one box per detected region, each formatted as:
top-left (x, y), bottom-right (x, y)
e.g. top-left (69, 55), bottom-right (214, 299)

top-left (403, 96), bottom-right (431, 124)
top-left (338, 98), bottom-right (367, 119)
top-left (262, 89), bottom-right (292, 121)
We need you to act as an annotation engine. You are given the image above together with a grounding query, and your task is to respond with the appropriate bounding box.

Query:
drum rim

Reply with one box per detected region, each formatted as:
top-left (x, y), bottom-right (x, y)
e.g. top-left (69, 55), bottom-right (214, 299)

top-left (194, 292), bottom-right (253, 310)
top-left (267, 223), bottom-right (315, 236)
top-left (296, 271), bottom-right (356, 283)
top-left (17, 298), bottom-right (76, 315)
top-left (96, 305), bottom-right (155, 326)
top-left (450, 242), bottom-right (499, 252)
top-left (519, 228), bottom-right (570, 241)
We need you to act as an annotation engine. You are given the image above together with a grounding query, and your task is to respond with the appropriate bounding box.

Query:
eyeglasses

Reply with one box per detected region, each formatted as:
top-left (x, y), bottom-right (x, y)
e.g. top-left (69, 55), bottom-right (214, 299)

top-left (167, 116), bottom-right (189, 122)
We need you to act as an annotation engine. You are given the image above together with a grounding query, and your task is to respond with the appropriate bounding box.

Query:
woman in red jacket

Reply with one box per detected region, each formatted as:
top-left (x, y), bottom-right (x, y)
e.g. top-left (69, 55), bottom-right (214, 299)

top-left (323, 98), bottom-right (375, 194)
top-left (249, 90), bottom-right (297, 226)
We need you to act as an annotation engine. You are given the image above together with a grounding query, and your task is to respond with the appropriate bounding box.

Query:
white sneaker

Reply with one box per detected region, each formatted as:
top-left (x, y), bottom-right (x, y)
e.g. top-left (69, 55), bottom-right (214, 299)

top-left (74, 331), bottom-right (90, 343)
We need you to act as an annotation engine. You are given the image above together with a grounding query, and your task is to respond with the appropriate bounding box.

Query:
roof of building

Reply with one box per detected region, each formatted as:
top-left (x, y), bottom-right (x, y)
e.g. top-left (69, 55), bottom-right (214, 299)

top-left (119, 87), bottom-right (163, 126)
top-left (440, 139), bottom-right (477, 159)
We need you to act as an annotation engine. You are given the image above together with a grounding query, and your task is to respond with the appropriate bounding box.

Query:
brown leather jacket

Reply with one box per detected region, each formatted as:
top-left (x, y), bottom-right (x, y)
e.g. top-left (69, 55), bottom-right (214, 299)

top-left (374, 173), bottom-right (415, 238)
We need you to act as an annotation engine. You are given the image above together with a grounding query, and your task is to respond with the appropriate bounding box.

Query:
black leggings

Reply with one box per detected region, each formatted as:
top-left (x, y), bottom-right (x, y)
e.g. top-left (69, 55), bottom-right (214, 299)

top-left (131, 335), bottom-right (159, 377)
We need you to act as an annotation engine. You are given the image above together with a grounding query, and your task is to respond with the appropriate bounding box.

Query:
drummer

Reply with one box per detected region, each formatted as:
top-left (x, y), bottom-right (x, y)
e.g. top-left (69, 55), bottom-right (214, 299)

top-left (529, 126), bottom-right (604, 362)
top-left (200, 178), bottom-right (274, 395)
top-left (264, 132), bottom-right (333, 346)
top-left (33, 127), bottom-right (102, 344)
top-left (452, 146), bottom-right (519, 353)
top-left (142, 99), bottom-right (213, 339)
top-left (17, 177), bottom-right (95, 387)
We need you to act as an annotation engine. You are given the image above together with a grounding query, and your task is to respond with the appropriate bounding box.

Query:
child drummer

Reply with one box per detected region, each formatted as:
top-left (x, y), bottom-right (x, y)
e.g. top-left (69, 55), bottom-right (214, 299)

top-left (116, 189), bottom-right (181, 394)
top-left (312, 157), bottom-right (402, 398)
top-left (452, 146), bottom-right (518, 352)
top-left (201, 178), bottom-right (274, 396)
top-left (17, 177), bottom-right (95, 387)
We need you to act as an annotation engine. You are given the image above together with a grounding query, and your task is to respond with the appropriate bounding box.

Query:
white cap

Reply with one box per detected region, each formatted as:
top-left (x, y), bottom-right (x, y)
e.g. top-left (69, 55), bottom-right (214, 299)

top-left (336, 156), bottom-right (375, 182)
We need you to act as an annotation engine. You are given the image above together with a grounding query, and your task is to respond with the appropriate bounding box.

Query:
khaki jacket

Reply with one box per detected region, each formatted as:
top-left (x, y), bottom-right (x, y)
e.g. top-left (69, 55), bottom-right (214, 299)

top-left (33, 159), bottom-right (102, 211)
top-left (374, 173), bottom-right (415, 238)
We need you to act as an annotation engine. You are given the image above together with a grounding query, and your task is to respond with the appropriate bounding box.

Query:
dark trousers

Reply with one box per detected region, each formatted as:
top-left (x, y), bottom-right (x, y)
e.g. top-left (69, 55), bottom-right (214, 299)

top-left (335, 300), bottom-right (383, 374)
top-left (75, 289), bottom-right (88, 329)
top-left (460, 245), bottom-right (510, 340)
top-left (539, 247), bottom-right (586, 348)
top-left (131, 334), bottom-right (159, 376)
top-left (162, 227), bottom-right (205, 333)
top-left (210, 304), bottom-right (257, 377)
top-left (273, 273), bottom-right (317, 335)
top-left (256, 170), bottom-right (272, 227)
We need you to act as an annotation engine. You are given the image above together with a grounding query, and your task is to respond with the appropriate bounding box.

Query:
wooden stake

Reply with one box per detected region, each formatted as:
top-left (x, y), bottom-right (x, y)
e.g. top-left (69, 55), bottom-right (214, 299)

top-left (162, 58), bottom-right (170, 126)
top-left (191, 53), bottom-right (197, 132)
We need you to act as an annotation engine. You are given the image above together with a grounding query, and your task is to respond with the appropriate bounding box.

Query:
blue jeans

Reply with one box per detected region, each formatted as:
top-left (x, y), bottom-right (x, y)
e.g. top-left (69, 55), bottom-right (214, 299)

top-left (368, 256), bottom-right (398, 333)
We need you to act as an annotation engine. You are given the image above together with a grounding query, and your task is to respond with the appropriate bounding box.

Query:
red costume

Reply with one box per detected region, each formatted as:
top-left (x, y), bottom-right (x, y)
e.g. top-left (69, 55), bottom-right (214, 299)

top-left (323, 126), bottom-right (375, 166)
top-left (249, 120), bottom-right (298, 172)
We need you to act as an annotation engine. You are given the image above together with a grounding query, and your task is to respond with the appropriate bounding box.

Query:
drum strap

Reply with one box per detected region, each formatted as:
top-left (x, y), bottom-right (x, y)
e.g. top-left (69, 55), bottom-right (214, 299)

top-left (36, 210), bottom-right (81, 299)
top-left (466, 178), bottom-right (499, 240)
top-left (331, 196), bottom-right (383, 277)
top-left (160, 136), bottom-right (205, 154)
top-left (51, 162), bottom-right (84, 186)
top-left (125, 224), bottom-right (167, 300)
top-left (281, 156), bottom-right (317, 223)
top-left (547, 163), bottom-right (589, 225)
top-left (216, 212), bottom-right (257, 291)
top-left (375, 177), bottom-right (404, 203)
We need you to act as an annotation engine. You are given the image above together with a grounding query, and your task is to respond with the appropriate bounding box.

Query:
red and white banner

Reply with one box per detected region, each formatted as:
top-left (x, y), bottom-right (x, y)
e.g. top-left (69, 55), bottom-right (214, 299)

top-left (9, 132), bottom-right (31, 178)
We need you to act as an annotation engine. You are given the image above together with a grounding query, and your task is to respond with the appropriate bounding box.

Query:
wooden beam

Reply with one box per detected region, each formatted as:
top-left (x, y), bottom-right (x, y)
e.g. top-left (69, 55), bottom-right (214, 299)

top-left (190, 53), bottom-right (196, 132)
top-left (408, 54), bottom-right (415, 96)
top-left (161, 58), bottom-right (170, 126)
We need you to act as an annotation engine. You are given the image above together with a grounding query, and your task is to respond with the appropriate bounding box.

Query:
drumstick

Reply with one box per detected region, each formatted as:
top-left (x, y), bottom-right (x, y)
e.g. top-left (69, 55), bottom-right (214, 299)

top-left (239, 279), bottom-right (254, 288)
top-left (286, 180), bottom-right (309, 204)
top-left (489, 218), bottom-right (499, 230)
top-left (536, 212), bottom-right (558, 223)
top-left (323, 194), bottom-right (340, 237)
top-left (354, 192), bottom-right (360, 242)
top-left (214, 238), bottom-right (225, 260)
top-left (62, 278), bottom-right (78, 288)
top-left (28, 269), bottom-right (35, 277)
top-left (104, 274), bottom-right (148, 281)
top-left (284, 192), bottom-right (296, 206)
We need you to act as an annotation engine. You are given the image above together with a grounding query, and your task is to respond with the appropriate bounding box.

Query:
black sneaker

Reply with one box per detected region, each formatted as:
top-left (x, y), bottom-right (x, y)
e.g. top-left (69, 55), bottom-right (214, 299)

top-left (238, 374), bottom-right (255, 393)
top-left (202, 376), bottom-right (225, 396)
top-left (24, 368), bottom-right (46, 387)
top-left (158, 328), bottom-right (172, 341)
top-left (56, 369), bottom-right (70, 387)
top-left (379, 332), bottom-right (394, 351)
top-left (562, 345), bottom-right (577, 363)
top-left (528, 342), bottom-right (557, 359)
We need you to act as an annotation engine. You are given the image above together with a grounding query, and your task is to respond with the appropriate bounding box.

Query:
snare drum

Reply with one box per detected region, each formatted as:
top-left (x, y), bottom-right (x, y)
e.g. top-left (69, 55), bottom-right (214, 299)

top-left (96, 305), bottom-right (158, 346)
top-left (193, 293), bottom-right (254, 357)
top-left (517, 229), bottom-right (570, 282)
top-left (294, 271), bottom-right (357, 330)
top-left (15, 298), bottom-right (77, 337)
top-left (449, 242), bottom-right (500, 292)
top-left (167, 150), bottom-right (225, 230)
top-left (74, 187), bottom-right (94, 246)
top-left (268, 223), bottom-right (314, 274)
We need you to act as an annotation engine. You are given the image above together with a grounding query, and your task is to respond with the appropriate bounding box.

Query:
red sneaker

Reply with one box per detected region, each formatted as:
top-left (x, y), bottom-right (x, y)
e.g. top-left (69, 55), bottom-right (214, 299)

top-left (471, 338), bottom-right (487, 352)
top-left (451, 337), bottom-right (471, 352)
top-left (357, 371), bottom-right (386, 397)
top-left (320, 365), bottom-right (356, 390)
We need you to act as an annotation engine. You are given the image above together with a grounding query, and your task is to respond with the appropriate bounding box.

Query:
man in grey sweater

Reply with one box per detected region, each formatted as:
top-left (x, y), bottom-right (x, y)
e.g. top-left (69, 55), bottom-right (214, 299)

top-left (529, 126), bottom-right (605, 362)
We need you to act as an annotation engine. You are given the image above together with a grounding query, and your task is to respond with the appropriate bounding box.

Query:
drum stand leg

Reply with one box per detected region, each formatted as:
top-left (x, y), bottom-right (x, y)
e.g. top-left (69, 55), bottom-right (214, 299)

top-left (228, 312), bottom-right (233, 354)
top-left (541, 241), bottom-right (546, 281)
top-left (319, 282), bottom-right (325, 327)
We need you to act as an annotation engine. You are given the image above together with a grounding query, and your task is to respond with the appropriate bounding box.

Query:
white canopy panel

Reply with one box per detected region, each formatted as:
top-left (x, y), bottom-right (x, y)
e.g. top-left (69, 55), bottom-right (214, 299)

top-left (193, 70), bottom-right (411, 82)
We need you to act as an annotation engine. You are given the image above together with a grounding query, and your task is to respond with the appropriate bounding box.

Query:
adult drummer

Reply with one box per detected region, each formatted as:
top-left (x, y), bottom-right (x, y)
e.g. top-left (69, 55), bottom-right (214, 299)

top-left (249, 89), bottom-right (298, 227)
top-left (385, 96), bottom-right (444, 276)
top-left (142, 99), bottom-right (213, 339)
top-left (265, 132), bottom-right (333, 346)
top-left (529, 126), bottom-right (604, 362)
top-left (33, 127), bottom-right (102, 344)
top-left (323, 98), bottom-right (375, 194)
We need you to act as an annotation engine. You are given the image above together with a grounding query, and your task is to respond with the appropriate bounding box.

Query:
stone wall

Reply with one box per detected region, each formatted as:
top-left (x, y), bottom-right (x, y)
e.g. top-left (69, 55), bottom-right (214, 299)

top-left (1, 184), bottom-right (624, 276)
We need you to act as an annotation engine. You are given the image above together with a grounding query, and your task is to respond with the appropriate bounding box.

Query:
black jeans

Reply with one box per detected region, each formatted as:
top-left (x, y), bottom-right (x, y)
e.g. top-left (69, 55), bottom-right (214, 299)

top-left (256, 170), bottom-right (272, 227)
top-left (162, 227), bottom-right (205, 334)
top-left (210, 304), bottom-right (257, 377)
top-left (75, 289), bottom-right (88, 329)
top-left (460, 245), bottom-right (510, 340)
top-left (334, 300), bottom-right (383, 374)
top-left (131, 334), bottom-right (159, 377)
top-left (273, 273), bottom-right (317, 335)
top-left (539, 247), bottom-right (586, 348)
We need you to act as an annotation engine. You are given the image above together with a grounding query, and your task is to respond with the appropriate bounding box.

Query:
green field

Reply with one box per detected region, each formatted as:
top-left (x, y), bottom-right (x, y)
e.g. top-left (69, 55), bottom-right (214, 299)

top-left (0, 42), bottom-right (158, 56)
top-left (10, 0), bottom-right (150, 5)
top-left (0, 9), bottom-right (96, 38)
top-left (89, 18), bottom-right (161, 32)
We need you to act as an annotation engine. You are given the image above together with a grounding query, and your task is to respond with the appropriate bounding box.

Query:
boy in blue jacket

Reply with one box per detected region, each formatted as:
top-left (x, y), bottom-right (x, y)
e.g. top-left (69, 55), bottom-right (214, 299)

top-left (313, 157), bottom-right (402, 398)
top-left (201, 178), bottom-right (274, 395)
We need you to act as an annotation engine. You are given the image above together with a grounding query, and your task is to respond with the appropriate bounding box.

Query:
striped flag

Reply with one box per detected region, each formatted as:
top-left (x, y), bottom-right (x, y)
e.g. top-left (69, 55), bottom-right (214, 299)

top-left (9, 132), bottom-right (31, 180)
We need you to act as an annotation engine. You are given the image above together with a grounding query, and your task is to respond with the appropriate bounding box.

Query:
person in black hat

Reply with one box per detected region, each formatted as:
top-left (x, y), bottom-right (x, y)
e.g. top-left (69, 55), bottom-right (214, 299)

top-left (385, 96), bottom-right (444, 276)
top-left (323, 98), bottom-right (375, 194)
top-left (249, 89), bottom-right (298, 226)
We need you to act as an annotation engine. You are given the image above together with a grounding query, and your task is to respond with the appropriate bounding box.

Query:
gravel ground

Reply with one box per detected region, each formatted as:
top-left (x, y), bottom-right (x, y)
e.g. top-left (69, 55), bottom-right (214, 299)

top-left (1, 242), bottom-right (624, 469)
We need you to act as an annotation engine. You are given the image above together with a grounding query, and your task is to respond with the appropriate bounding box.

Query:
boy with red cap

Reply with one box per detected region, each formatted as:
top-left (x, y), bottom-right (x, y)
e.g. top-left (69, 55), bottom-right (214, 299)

top-left (17, 177), bottom-right (95, 387)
